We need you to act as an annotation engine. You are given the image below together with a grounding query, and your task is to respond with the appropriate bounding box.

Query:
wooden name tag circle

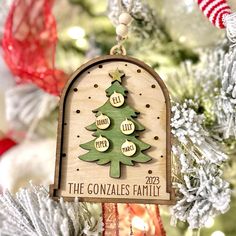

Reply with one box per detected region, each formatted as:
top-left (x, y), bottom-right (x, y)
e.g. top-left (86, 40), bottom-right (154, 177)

top-left (50, 55), bottom-right (175, 204)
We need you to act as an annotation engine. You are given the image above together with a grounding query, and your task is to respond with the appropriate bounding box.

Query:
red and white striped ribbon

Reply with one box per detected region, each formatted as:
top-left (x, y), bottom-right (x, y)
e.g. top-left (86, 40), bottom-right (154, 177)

top-left (197, 0), bottom-right (236, 42)
top-left (197, 0), bottom-right (231, 28)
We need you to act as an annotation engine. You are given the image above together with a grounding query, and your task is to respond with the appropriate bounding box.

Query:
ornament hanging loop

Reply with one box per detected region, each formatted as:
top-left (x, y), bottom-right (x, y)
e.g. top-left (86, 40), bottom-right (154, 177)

top-left (110, 44), bottom-right (127, 55)
top-left (110, 25), bottom-right (129, 55)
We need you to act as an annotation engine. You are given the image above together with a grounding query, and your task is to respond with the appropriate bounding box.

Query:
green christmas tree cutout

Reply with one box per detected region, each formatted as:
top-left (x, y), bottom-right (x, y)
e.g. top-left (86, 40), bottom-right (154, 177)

top-left (79, 68), bottom-right (152, 178)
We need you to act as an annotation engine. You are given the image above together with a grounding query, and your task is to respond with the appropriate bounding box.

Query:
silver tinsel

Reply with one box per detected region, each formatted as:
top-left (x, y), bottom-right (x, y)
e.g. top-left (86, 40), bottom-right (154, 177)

top-left (171, 101), bottom-right (230, 229)
top-left (0, 183), bottom-right (102, 236)
top-left (215, 46), bottom-right (236, 139)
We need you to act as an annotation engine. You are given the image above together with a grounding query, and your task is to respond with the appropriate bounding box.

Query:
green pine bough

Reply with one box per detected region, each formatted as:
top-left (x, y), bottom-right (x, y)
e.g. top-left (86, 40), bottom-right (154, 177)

top-left (79, 69), bottom-right (151, 178)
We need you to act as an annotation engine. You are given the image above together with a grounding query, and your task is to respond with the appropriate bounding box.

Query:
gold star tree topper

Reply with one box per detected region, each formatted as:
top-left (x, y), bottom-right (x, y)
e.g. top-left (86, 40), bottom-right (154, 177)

top-left (109, 68), bottom-right (125, 83)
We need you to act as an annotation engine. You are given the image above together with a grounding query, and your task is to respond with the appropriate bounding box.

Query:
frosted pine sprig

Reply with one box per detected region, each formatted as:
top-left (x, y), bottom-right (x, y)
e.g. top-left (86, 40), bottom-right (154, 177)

top-left (215, 47), bottom-right (236, 139)
top-left (0, 183), bottom-right (102, 236)
top-left (171, 101), bottom-right (227, 164)
top-left (171, 101), bottom-right (230, 229)
top-left (171, 160), bottom-right (231, 229)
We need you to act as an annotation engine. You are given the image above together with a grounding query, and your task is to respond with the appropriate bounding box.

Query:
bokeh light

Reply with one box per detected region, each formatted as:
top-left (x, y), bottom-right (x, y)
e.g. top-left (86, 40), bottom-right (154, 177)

top-left (67, 26), bottom-right (85, 39)
top-left (211, 231), bottom-right (225, 236)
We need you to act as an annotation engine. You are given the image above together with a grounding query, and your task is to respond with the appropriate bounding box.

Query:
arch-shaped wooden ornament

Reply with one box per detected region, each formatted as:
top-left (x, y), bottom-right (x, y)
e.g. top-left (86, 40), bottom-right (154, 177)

top-left (50, 55), bottom-right (175, 204)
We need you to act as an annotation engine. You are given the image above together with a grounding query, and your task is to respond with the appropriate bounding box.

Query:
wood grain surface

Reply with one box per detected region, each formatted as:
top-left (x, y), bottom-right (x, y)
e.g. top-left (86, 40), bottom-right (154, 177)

top-left (50, 55), bottom-right (175, 205)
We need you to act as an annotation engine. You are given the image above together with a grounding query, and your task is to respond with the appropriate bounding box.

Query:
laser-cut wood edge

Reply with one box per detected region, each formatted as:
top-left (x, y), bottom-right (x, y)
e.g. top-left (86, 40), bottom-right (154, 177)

top-left (49, 55), bottom-right (175, 205)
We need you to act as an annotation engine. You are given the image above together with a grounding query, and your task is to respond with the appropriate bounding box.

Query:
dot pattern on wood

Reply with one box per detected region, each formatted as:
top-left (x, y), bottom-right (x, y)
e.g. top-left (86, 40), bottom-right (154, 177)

top-left (50, 56), bottom-right (174, 205)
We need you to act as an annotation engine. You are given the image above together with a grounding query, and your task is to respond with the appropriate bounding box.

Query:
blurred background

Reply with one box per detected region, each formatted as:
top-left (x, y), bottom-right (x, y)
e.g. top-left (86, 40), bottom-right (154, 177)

top-left (0, 0), bottom-right (236, 235)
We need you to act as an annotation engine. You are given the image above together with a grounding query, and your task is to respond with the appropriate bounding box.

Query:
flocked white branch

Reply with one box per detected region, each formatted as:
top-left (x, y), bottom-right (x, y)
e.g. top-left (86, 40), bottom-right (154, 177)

top-left (0, 183), bottom-right (103, 236)
top-left (171, 101), bottom-right (231, 229)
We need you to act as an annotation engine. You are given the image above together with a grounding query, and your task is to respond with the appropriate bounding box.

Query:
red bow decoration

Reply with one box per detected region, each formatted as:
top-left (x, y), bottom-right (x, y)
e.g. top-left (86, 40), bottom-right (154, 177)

top-left (2, 0), bottom-right (67, 96)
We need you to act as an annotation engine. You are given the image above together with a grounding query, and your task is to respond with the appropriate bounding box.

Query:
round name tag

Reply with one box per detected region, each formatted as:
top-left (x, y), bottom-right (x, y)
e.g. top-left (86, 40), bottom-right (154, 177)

top-left (120, 119), bottom-right (135, 135)
top-left (96, 114), bottom-right (111, 130)
top-left (121, 140), bottom-right (136, 157)
top-left (94, 136), bottom-right (109, 152)
top-left (110, 91), bottom-right (125, 107)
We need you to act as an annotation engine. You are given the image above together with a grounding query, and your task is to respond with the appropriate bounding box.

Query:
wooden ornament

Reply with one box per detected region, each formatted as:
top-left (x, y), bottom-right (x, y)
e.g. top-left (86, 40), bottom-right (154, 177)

top-left (94, 135), bottom-right (109, 152)
top-left (109, 91), bottom-right (125, 107)
top-left (121, 140), bottom-right (136, 157)
top-left (96, 113), bottom-right (110, 130)
top-left (50, 55), bottom-right (175, 205)
top-left (120, 118), bottom-right (135, 135)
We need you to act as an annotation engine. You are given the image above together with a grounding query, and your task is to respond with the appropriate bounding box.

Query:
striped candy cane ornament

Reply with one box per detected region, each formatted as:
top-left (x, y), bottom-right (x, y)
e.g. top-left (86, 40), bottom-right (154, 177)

top-left (197, 0), bottom-right (236, 42)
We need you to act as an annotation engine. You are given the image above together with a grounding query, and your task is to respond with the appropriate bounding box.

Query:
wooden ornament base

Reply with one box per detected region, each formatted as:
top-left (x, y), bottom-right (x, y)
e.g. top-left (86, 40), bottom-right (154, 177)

top-left (50, 55), bottom-right (175, 205)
